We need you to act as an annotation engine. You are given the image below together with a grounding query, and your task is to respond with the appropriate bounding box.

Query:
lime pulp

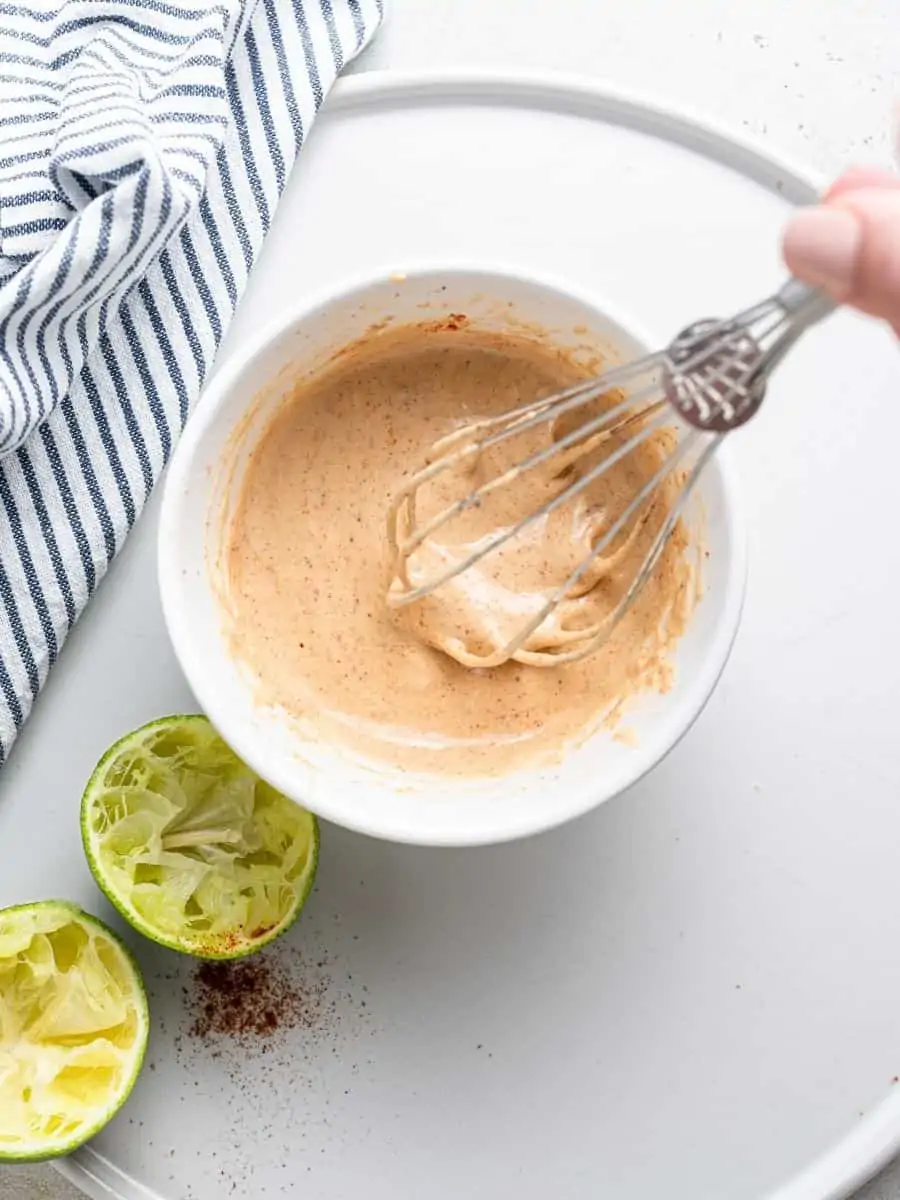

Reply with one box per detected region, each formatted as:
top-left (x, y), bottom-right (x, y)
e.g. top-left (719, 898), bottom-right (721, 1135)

top-left (80, 715), bottom-right (318, 959)
top-left (0, 900), bottom-right (149, 1162)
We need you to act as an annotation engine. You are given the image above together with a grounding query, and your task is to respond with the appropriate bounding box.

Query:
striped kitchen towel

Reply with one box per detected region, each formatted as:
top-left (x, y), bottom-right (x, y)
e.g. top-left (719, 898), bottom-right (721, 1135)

top-left (0, 0), bottom-right (382, 761)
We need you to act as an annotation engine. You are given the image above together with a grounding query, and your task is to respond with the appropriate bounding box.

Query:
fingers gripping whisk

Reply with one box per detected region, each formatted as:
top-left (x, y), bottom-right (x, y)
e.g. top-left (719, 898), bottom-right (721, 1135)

top-left (386, 280), bottom-right (831, 668)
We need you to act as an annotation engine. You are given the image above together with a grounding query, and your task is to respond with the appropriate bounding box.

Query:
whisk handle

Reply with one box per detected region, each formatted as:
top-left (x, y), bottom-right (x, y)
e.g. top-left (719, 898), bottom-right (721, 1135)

top-left (775, 278), bottom-right (836, 328)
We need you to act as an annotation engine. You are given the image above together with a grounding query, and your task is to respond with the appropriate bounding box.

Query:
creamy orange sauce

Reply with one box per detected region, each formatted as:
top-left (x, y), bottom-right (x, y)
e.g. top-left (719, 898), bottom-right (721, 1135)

top-left (225, 323), bottom-right (693, 777)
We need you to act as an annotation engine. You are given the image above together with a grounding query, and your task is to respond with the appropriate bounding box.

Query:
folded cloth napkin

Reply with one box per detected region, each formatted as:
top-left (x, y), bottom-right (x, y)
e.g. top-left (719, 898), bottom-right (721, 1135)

top-left (0, 0), bottom-right (382, 760)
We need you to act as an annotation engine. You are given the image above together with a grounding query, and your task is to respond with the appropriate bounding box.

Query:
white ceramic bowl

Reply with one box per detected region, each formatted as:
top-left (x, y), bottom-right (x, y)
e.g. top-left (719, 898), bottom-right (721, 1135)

top-left (158, 265), bottom-right (746, 846)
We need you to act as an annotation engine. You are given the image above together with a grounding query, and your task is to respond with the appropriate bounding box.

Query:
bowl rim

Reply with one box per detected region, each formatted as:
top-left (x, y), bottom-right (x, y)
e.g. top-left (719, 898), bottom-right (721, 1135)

top-left (158, 259), bottom-right (748, 845)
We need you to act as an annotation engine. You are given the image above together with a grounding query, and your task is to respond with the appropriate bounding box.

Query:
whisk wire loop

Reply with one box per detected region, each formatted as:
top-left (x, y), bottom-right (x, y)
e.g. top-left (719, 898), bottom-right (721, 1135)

top-left (387, 279), bottom-right (832, 666)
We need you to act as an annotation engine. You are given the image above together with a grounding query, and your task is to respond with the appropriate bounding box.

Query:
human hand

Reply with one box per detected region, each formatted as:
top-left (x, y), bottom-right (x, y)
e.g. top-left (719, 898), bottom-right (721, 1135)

top-left (782, 167), bottom-right (900, 336)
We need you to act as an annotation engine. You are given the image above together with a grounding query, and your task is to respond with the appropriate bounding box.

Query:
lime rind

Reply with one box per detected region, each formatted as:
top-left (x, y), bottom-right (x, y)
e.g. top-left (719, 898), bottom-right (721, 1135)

top-left (0, 900), bottom-right (149, 1163)
top-left (81, 716), bottom-right (318, 959)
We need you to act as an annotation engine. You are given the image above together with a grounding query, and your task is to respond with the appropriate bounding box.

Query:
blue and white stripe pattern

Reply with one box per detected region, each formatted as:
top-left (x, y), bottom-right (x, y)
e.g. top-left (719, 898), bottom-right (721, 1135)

top-left (0, 0), bottom-right (382, 760)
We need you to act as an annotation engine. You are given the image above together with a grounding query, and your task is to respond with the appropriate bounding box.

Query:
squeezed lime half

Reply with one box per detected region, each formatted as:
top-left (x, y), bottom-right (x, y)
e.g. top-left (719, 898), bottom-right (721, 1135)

top-left (81, 715), bottom-right (318, 959)
top-left (0, 900), bottom-right (149, 1162)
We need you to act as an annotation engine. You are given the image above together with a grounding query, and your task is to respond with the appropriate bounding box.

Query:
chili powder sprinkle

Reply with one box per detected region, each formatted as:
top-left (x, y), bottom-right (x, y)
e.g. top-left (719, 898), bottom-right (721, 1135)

top-left (189, 955), bottom-right (327, 1041)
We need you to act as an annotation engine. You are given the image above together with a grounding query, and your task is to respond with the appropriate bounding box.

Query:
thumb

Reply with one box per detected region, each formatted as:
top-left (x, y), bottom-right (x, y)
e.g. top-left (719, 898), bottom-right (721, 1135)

top-left (782, 184), bottom-right (900, 335)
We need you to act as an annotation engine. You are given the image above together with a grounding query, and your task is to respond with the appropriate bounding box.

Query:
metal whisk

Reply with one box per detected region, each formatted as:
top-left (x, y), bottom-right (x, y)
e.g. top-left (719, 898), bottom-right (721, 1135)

top-left (386, 279), bottom-right (833, 668)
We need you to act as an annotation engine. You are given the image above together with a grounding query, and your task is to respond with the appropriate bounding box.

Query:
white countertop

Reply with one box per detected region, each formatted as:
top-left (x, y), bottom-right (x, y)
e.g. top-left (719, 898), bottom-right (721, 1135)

top-left (11, 0), bottom-right (900, 1196)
